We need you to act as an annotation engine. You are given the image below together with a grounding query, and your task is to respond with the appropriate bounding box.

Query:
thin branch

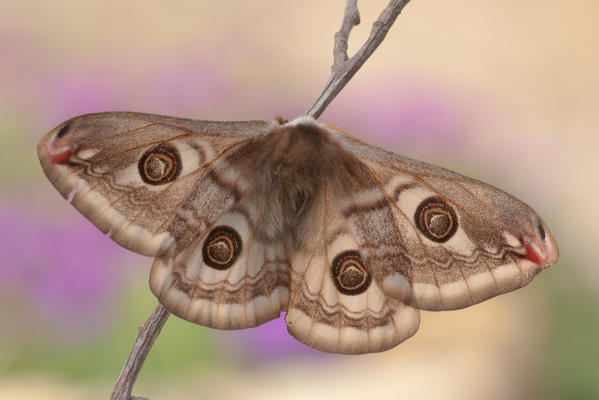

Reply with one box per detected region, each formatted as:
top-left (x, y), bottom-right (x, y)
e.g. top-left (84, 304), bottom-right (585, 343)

top-left (333, 0), bottom-right (360, 68)
top-left (111, 303), bottom-right (171, 400)
top-left (306, 0), bottom-right (412, 119)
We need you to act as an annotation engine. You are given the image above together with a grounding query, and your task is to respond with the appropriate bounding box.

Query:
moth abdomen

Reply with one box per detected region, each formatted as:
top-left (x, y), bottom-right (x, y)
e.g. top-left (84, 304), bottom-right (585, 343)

top-left (245, 120), bottom-right (359, 242)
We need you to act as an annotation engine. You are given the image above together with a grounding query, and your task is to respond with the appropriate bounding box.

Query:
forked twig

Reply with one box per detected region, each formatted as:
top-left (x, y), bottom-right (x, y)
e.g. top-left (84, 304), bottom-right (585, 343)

top-left (306, 0), bottom-right (412, 119)
top-left (112, 0), bottom-right (411, 398)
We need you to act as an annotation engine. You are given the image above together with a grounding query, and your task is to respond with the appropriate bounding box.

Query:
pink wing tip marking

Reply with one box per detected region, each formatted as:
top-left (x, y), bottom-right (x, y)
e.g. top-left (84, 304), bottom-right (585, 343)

top-left (50, 149), bottom-right (76, 164)
top-left (521, 234), bottom-right (558, 267)
top-left (522, 240), bottom-right (543, 265)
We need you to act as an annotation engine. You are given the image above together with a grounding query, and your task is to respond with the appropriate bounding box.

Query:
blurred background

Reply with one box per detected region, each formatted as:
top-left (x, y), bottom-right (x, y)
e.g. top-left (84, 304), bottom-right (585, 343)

top-left (1, 1), bottom-right (598, 399)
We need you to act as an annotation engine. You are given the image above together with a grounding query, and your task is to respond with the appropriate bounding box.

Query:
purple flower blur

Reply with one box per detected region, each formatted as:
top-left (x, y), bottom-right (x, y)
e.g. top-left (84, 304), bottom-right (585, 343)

top-left (0, 202), bottom-right (127, 341)
top-left (43, 68), bottom-right (128, 122)
top-left (139, 57), bottom-right (229, 116)
top-left (37, 57), bottom-right (229, 124)
top-left (218, 314), bottom-right (330, 361)
top-left (323, 82), bottom-right (475, 149)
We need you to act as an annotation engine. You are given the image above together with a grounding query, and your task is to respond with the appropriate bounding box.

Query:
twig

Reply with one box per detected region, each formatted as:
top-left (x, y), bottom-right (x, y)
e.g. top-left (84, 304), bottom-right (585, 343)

top-left (109, 1), bottom-right (412, 398)
top-left (333, 0), bottom-right (361, 68)
top-left (110, 303), bottom-right (170, 400)
top-left (306, 0), bottom-right (412, 119)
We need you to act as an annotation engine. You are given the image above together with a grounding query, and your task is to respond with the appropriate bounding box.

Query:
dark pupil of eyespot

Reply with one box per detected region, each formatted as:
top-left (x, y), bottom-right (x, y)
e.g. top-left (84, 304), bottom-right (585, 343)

top-left (202, 226), bottom-right (242, 270)
top-left (339, 262), bottom-right (364, 288)
top-left (331, 251), bottom-right (370, 295)
top-left (207, 236), bottom-right (234, 264)
top-left (146, 154), bottom-right (170, 180)
top-left (426, 210), bottom-right (451, 236)
top-left (139, 144), bottom-right (180, 185)
top-left (415, 197), bottom-right (458, 243)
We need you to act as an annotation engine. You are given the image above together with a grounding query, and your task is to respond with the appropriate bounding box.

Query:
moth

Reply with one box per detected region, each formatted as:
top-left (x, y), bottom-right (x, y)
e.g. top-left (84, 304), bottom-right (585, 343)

top-left (38, 112), bottom-right (558, 354)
